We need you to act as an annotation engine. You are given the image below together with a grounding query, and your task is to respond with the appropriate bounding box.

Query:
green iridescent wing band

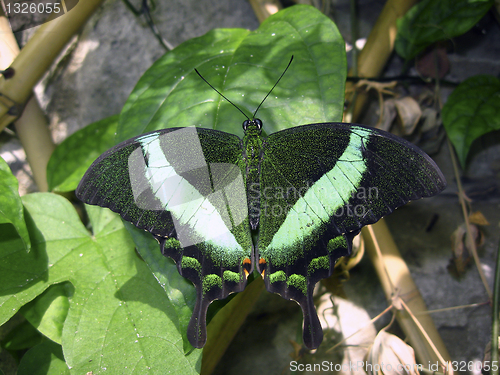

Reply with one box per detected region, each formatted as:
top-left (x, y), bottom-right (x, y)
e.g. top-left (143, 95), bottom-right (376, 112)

top-left (257, 122), bottom-right (446, 349)
top-left (76, 127), bottom-right (253, 349)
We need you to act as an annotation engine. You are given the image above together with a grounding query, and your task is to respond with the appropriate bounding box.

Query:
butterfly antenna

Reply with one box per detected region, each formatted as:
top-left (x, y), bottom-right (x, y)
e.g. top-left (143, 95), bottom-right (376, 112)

top-left (252, 55), bottom-right (294, 119)
top-left (194, 68), bottom-right (250, 120)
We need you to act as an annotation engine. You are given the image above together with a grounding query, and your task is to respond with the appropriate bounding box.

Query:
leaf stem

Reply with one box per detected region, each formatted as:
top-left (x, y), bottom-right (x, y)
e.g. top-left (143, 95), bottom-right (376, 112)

top-left (446, 137), bottom-right (492, 301)
top-left (350, 0), bottom-right (358, 76)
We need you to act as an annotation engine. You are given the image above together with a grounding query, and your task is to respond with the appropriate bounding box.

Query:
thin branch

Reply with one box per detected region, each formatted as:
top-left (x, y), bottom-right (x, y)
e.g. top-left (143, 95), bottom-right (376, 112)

top-left (326, 304), bottom-right (394, 353)
top-left (491, 240), bottom-right (500, 375)
top-left (399, 298), bottom-right (452, 374)
top-left (446, 137), bottom-right (492, 301)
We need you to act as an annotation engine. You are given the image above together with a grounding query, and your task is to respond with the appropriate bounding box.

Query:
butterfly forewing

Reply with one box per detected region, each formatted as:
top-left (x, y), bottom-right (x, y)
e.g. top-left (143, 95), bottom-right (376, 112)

top-left (76, 127), bottom-right (253, 348)
top-left (259, 123), bottom-right (445, 236)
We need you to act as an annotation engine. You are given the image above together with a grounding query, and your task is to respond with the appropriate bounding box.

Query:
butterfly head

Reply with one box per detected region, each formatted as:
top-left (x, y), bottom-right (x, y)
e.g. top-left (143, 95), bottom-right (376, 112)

top-left (242, 118), bottom-right (263, 135)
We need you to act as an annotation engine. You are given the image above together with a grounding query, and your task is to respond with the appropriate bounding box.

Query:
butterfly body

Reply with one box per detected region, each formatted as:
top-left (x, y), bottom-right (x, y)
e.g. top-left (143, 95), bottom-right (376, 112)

top-left (76, 121), bottom-right (445, 350)
top-left (242, 119), bottom-right (264, 230)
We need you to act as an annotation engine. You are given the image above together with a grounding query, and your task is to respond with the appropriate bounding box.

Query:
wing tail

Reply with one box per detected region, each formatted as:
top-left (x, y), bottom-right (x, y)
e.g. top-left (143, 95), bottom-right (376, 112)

top-left (301, 283), bottom-right (323, 349)
top-left (187, 288), bottom-right (211, 348)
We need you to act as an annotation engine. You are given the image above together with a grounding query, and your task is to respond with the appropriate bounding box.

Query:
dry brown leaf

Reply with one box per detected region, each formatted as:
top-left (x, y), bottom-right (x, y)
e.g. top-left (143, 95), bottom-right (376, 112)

top-left (448, 223), bottom-right (483, 278)
top-left (353, 79), bottom-right (397, 128)
top-left (420, 107), bottom-right (440, 133)
top-left (481, 339), bottom-right (500, 375)
top-left (378, 96), bottom-right (424, 137)
top-left (469, 211), bottom-right (490, 226)
top-left (415, 45), bottom-right (450, 80)
top-left (366, 331), bottom-right (420, 375)
top-left (380, 99), bottom-right (397, 132)
top-left (394, 97), bottom-right (422, 135)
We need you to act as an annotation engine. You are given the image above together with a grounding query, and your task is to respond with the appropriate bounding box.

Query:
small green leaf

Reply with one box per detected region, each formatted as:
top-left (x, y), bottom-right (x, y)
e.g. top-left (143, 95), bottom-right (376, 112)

top-left (17, 340), bottom-right (69, 375)
top-left (395, 0), bottom-right (493, 60)
top-left (47, 115), bottom-right (118, 192)
top-left (442, 75), bottom-right (500, 167)
top-left (0, 156), bottom-right (31, 252)
top-left (118, 4), bottom-right (346, 142)
top-left (19, 282), bottom-right (73, 344)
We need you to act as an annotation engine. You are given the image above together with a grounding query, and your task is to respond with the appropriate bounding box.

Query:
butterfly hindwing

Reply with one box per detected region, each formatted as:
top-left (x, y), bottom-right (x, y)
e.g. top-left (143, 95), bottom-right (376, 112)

top-left (76, 127), bottom-right (254, 348)
top-left (257, 122), bottom-right (446, 349)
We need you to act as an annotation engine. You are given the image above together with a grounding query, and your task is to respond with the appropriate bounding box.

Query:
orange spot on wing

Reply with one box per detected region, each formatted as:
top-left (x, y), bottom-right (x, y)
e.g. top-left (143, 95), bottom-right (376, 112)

top-left (243, 257), bottom-right (251, 278)
top-left (259, 258), bottom-right (266, 278)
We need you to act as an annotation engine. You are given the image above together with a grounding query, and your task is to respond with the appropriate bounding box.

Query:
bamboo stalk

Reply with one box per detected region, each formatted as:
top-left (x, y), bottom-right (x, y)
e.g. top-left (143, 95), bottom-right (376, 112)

top-left (247, 0), bottom-right (282, 23)
top-left (0, 0), bottom-right (105, 131)
top-left (0, 0), bottom-right (104, 191)
top-left (0, 14), bottom-right (55, 191)
top-left (13, 98), bottom-right (55, 192)
top-left (0, 13), bottom-right (22, 130)
top-left (345, 0), bottom-right (418, 121)
top-left (362, 222), bottom-right (452, 371)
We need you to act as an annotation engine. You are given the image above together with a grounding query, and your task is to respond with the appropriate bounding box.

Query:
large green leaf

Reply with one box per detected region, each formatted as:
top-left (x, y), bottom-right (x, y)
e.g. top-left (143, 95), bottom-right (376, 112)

top-left (118, 4), bottom-right (346, 142)
top-left (0, 193), bottom-right (201, 373)
top-left (395, 0), bottom-right (493, 60)
top-left (47, 115), bottom-right (118, 192)
top-left (442, 75), bottom-right (500, 167)
top-left (0, 156), bottom-right (30, 251)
